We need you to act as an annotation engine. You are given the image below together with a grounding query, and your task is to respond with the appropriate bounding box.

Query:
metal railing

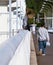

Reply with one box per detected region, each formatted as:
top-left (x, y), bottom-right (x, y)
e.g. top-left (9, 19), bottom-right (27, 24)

top-left (0, 32), bottom-right (9, 44)
top-left (0, 30), bottom-right (17, 44)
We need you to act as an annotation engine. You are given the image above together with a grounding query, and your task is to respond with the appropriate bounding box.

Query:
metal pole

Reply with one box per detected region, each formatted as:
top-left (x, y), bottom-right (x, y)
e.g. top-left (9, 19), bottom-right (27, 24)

top-left (44, 12), bottom-right (47, 26)
top-left (20, 0), bottom-right (21, 29)
top-left (37, 14), bottom-right (39, 22)
top-left (9, 0), bottom-right (12, 38)
top-left (12, 29), bottom-right (14, 36)
top-left (52, 6), bottom-right (53, 28)
top-left (16, 0), bottom-right (18, 31)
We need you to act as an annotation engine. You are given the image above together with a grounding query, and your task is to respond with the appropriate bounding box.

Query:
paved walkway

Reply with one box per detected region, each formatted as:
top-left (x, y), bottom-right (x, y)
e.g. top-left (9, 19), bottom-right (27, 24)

top-left (30, 34), bottom-right (38, 65)
top-left (33, 32), bottom-right (53, 65)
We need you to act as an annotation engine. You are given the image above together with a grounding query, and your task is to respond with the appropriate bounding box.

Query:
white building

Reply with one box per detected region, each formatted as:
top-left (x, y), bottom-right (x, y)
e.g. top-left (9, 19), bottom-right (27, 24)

top-left (0, 0), bottom-right (26, 44)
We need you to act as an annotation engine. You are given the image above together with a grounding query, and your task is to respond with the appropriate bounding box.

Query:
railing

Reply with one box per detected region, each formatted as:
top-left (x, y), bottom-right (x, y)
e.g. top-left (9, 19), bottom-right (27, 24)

top-left (0, 30), bottom-right (31, 65)
top-left (0, 32), bottom-right (9, 44)
top-left (0, 30), bottom-right (18, 44)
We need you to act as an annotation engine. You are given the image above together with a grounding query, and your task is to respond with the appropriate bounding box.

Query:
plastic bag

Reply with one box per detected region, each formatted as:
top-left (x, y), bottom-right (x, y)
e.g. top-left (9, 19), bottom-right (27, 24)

top-left (46, 41), bottom-right (50, 46)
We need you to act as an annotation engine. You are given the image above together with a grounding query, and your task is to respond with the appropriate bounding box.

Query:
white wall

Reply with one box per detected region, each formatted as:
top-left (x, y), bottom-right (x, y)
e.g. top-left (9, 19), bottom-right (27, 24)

top-left (0, 30), bottom-right (31, 65)
top-left (0, 6), bottom-right (8, 31)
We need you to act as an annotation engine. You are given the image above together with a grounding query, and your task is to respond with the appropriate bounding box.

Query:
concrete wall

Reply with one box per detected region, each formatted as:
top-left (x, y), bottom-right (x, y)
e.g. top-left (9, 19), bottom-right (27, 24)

top-left (0, 30), bottom-right (31, 65)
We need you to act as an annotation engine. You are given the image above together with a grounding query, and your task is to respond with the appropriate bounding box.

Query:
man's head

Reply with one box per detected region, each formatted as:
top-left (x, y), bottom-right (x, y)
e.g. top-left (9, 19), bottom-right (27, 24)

top-left (40, 22), bottom-right (45, 27)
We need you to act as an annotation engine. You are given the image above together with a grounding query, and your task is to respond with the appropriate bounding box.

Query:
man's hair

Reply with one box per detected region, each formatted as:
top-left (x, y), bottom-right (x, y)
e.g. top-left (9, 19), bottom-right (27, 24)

top-left (40, 22), bottom-right (45, 27)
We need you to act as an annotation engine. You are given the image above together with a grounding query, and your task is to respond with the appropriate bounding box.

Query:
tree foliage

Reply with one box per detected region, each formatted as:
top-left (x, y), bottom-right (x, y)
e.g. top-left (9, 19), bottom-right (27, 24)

top-left (26, 0), bottom-right (44, 14)
top-left (25, 0), bottom-right (53, 14)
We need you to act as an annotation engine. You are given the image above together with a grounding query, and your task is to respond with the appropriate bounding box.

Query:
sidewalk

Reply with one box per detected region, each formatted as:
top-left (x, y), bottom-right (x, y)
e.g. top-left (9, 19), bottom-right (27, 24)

top-left (30, 34), bottom-right (38, 65)
top-left (33, 33), bottom-right (53, 65)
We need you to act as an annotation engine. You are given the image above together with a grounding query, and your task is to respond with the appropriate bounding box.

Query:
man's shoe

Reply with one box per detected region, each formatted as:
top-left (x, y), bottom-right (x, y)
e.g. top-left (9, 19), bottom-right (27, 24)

top-left (37, 51), bottom-right (42, 56)
top-left (42, 54), bottom-right (46, 56)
